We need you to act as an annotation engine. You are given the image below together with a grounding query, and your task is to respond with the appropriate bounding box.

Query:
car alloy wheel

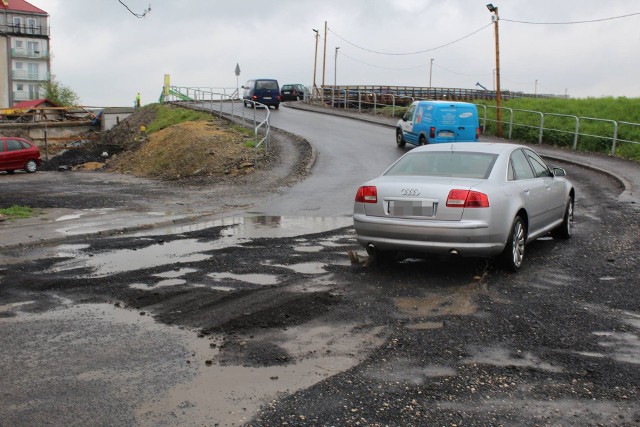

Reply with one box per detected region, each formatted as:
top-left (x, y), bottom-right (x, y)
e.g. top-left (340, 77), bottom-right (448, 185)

top-left (501, 216), bottom-right (526, 271)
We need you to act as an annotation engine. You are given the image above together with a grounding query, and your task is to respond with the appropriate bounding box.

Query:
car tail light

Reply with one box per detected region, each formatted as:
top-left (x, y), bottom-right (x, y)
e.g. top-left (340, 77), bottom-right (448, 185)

top-left (355, 186), bottom-right (377, 203)
top-left (252, 95), bottom-right (257, 100)
top-left (446, 189), bottom-right (489, 208)
top-left (476, 127), bottom-right (480, 140)
top-left (430, 127), bottom-right (435, 139)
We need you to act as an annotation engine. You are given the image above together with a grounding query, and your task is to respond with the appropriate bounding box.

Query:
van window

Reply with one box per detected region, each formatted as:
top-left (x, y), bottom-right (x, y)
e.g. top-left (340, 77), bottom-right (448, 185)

top-left (403, 104), bottom-right (415, 121)
top-left (256, 80), bottom-right (278, 90)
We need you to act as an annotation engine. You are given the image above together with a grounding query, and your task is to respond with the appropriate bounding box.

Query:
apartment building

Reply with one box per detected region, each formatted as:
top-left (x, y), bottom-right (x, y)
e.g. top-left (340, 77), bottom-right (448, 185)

top-left (0, 0), bottom-right (50, 108)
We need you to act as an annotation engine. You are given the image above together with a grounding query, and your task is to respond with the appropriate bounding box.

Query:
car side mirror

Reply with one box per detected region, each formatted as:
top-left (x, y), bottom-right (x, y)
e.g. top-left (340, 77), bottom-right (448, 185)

top-left (553, 167), bottom-right (567, 177)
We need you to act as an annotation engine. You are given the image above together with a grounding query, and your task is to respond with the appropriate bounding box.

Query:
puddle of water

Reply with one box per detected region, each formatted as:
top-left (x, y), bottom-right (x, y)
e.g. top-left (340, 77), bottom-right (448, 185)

top-left (130, 279), bottom-right (187, 291)
top-left (394, 284), bottom-right (482, 318)
top-left (593, 330), bottom-right (640, 365)
top-left (54, 208), bottom-right (116, 222)
top-left (2, 301), bottom-right (384, 426)
top-left (268, 261), bottom-right (328, 275)
top-left (463, 346), bottom-right (563, 373)
top-left (208, 272), bottom-right (280, 286)
top-left (294, 245), bottom-right (325, 253)
top-left (49, 239), bottom-right (213, 277)
top-left (133, 215), bottom-right (352, 239)
top-left (0, 301), bottom-right (35, 313)
top-left (209, 286), bottom-right (236, 292)
top-left (137, 321), bottom-right (384, 426)
top-left (363, 358), bottom-right (456, 385)
top-left (405, 321), bottom-right (444, 330)
top-left (47, 216), bottom-right (352, 278)
top-left (153, 268), bottom-right (198, 279)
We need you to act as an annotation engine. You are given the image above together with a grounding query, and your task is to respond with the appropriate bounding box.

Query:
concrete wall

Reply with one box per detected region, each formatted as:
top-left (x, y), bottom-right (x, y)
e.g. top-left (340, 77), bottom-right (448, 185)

top-left (0, 121), bottom-right (98, 152)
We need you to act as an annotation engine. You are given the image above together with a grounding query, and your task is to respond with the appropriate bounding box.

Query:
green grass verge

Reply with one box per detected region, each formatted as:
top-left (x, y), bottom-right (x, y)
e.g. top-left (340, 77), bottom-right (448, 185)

top-left (0, 205), bottom-right (35, 220)
top-left (145, 104), bottom-right (214, 134)
top-left (476, 97), bottom-right (640, 161)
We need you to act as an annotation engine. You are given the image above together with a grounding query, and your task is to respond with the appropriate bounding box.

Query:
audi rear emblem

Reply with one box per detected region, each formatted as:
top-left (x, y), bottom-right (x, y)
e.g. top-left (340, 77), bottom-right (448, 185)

top-left (401, 188), bottom-right (420, 196)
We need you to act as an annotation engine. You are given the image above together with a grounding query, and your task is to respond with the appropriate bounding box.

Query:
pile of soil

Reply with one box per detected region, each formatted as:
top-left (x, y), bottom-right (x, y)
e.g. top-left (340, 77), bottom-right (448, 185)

top-left (43, 106), bottom-right (261, 180)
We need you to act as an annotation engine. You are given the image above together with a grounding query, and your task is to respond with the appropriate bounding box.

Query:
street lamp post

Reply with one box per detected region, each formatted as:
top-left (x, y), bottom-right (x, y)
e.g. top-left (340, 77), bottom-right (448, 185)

top-left (334, 46), bottom-right (340, 87)
top-left (429, 58), bottom-right (434, 97)
top-left (487, 3), bottom-right (502, 137)
top-left (334, 46), bottom-right (340, 108)
top-left (312, 29), bottom-right (319, 98)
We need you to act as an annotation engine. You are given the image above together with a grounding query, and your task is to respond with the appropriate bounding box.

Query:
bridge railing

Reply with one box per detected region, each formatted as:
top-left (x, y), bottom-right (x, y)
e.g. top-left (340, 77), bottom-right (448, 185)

top-left (162, 86), bottom-right (271, 163)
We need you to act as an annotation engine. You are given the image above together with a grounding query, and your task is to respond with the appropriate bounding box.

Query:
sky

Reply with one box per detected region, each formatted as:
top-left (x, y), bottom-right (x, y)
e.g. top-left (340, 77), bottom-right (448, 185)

top-left (30, 0), bottom-right (640, 107)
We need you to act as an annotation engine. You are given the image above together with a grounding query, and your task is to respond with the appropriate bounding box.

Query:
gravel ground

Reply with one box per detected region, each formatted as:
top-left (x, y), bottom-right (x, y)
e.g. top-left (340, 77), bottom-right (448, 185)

top-left (1, 102), bottom-right (639, 427)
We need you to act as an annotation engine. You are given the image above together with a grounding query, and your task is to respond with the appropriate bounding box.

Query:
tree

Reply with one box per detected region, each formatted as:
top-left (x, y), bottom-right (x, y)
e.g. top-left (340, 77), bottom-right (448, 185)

top-left (40, 78), bottom-right (80, 106)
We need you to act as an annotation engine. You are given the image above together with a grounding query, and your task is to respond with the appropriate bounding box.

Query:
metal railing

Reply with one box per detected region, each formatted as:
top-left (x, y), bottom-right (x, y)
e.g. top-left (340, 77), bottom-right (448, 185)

top-left (308, 88), bottom-right (639, 158)
top-left (162, 86), bottom-right (271, 163)
top-left (476, 105), bottom-right (638, 156)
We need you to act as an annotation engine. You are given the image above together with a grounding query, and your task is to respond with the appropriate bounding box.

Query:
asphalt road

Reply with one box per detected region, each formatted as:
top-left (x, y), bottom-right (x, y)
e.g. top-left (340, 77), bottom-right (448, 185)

top-left (1, 104), bottom-right (639, 426)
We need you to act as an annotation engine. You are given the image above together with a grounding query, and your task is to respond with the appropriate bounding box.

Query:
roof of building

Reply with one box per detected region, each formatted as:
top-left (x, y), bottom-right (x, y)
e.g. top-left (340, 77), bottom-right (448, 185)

top-left (0, 0), bottom-right (47, 15)
top-left (12, 99), bottom-right (60, 109)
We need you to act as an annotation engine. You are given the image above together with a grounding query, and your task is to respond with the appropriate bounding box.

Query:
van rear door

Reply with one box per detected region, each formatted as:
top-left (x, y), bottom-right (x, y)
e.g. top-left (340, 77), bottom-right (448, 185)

top-left (431, 105), bottom-right (478, 143)
top-left (454, 106), bottom-right (479, 141)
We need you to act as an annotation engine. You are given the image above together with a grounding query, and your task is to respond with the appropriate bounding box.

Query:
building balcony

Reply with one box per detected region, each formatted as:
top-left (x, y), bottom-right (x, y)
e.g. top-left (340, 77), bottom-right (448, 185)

top-left (13, 90), bottom-right (41, 102)
top-left (0, 24), bottom-right (50, 37)
top-left (12, 70), bottom-right (50, 82)
top-left (11, 48), bottom-right (50, 60)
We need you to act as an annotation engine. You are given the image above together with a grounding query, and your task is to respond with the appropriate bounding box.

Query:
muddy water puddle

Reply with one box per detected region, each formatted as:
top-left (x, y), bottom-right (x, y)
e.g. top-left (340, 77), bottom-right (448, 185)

top-left (45, 216), bottom-right (352, 277)
top-left (1, 301), bottom-right (384, 426)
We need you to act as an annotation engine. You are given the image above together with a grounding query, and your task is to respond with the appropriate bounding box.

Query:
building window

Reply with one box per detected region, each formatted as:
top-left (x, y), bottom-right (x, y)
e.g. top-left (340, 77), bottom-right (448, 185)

top-left (27, 41), bottom-right (40, 56)
top-left (17, 84), bottom-right (24, 91)
top-left (28, 84), bottom-right (40, 99)
top-left (15, 62), bottom-right (23, 70)
top-left (15, 40), bottom-right (24, 49)
top-left (28, 63), bottom-right (39, 80)
top-left (12, 17), bottom-right (23, 32)
top-left (27, 18), bottom-right (37, 34)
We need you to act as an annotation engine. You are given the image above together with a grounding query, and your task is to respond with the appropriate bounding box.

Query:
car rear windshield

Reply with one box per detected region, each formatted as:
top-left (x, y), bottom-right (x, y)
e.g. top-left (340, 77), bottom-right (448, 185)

top-left (256, 80), bottom-right (278, 90)
top-left (385, 151), bottom-right (497, 179)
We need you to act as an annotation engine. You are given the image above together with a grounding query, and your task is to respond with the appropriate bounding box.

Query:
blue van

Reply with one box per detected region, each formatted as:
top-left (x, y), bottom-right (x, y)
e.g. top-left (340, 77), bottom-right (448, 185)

top-left (396, 100), bottom-right (479, 147)
top-left (242, 79), bottom-right (281, 110)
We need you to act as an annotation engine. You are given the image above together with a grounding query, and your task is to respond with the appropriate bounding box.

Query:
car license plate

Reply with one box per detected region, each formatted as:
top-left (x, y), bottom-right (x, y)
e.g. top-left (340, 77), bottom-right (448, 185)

top-left (284, 91), bottom-right (291, 94)
top-left (438, 131), bottom-right (455, 137)
top-left (390, 200), bottom-right (434, 217)
top-left (263, 96), bottom-right (272, 100)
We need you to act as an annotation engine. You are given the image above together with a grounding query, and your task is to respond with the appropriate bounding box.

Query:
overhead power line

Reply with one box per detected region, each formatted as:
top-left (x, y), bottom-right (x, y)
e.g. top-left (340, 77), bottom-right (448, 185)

top-left (118, 1), bottom-right (151, 18)
top-left (502, 11), bottom-right (640, 25)
top-left (328, 23), bottom-right (492, 56)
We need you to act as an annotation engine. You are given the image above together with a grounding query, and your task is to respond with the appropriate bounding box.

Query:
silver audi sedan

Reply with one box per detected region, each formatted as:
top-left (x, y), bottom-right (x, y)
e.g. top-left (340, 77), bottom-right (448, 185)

top-left (353, 143), bottom-right (575, 271)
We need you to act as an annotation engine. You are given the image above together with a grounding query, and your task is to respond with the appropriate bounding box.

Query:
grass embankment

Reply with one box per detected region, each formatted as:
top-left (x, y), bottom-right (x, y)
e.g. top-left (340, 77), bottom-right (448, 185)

top-left (109, 104), bottom-right (257, 180)
top-left (378, 97), bottom-right (640, 161)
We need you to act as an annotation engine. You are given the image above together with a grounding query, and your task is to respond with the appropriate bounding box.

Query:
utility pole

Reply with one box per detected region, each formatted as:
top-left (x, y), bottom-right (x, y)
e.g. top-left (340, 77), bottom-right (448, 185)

top-left (322, 21), bottom-right (327, 104)
top-left (313, 29), bottom-right (319, 98)
top-left (487, 4), bottom-right (502, 138)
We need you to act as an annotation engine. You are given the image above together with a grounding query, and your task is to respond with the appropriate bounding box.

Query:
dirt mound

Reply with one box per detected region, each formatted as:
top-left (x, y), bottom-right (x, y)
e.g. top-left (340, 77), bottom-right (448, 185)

top-left (41, 106), bottom-right (261, 181)
top-left (107, 120), bottom-right (256, 180)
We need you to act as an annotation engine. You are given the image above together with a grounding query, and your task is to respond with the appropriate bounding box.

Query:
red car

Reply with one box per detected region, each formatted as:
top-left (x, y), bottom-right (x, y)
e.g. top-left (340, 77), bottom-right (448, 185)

top-left (0, 136), bottom-right (42, 173)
